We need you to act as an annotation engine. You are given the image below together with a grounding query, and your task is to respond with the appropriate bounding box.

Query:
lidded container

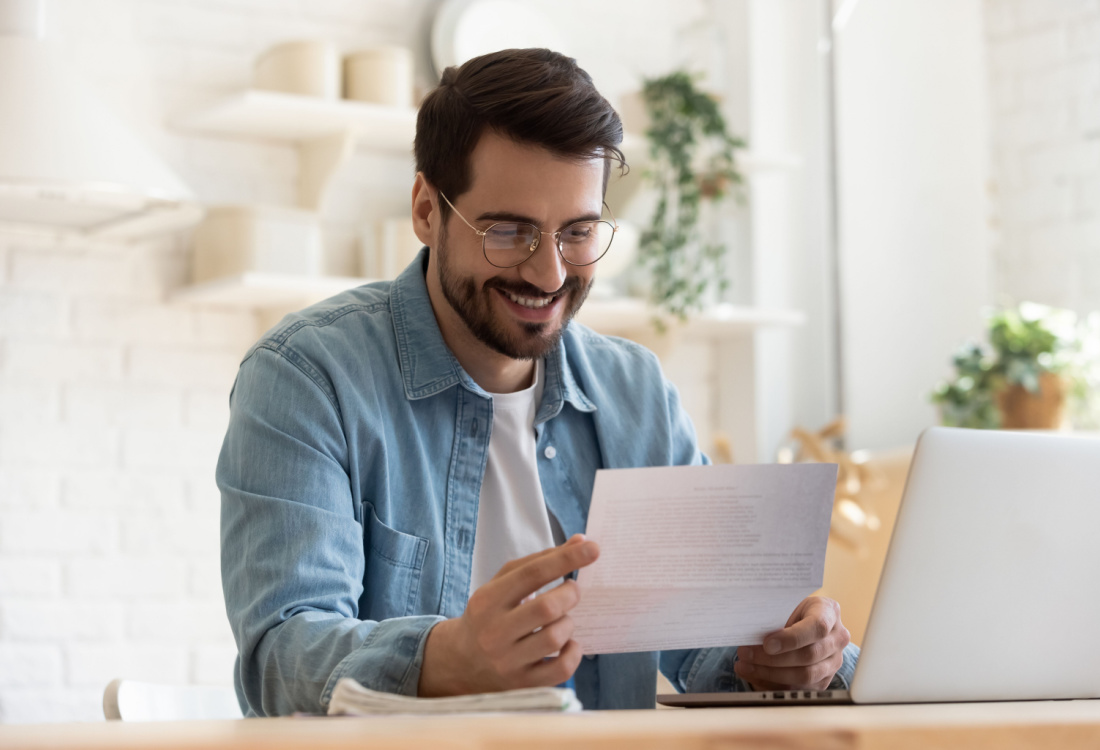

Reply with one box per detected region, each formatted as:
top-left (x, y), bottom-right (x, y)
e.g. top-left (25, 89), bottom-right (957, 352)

top-left (191, 205), bottom-right (323, 283)
top-left (343, 46), bottom-right (414, 108)
top-left (254, 40), bottom-right (341, 99)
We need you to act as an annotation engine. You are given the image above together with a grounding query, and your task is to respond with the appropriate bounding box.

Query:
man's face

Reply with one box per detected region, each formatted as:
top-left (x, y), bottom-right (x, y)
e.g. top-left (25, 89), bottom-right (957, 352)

top-left (428, 132), bottom-right (605, 362)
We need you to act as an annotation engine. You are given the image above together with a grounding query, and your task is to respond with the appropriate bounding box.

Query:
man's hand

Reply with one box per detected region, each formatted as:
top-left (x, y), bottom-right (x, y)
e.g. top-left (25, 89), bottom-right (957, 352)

top-left (734, 596), bottom-right (850, 691)
top-left (418, 534), bottom-right (599, 697)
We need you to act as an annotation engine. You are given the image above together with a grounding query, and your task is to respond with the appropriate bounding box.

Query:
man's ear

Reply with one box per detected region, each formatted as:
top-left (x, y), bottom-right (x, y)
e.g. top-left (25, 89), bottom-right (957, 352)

top-left (411, 172), bottom-right (437, 247)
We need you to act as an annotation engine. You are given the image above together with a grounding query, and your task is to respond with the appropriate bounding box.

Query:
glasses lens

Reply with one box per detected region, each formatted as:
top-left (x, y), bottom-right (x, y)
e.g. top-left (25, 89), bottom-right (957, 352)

top-left (558, 221), bottom-right (615, 265)
top-left (483, 222), bottom-right (540, 267)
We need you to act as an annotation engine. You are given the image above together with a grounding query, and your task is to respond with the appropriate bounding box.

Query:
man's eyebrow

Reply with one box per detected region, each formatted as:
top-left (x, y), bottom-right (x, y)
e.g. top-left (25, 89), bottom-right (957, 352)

top-left (474, 210), bottom-right (604, 227)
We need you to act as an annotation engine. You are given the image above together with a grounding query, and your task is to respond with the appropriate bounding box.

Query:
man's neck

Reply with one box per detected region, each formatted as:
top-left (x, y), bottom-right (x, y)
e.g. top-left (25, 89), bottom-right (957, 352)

top-left (453, 337), bottom-right (536, 394)
top-left (424, 279), bottom-right (536, 395)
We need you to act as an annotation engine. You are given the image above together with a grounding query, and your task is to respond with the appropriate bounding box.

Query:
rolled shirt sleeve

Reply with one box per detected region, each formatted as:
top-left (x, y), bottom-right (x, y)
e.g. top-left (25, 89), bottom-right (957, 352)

top-left (663, 643), bottom-right (862, 694)
top-left (219, 346), bottom-right (443, 716)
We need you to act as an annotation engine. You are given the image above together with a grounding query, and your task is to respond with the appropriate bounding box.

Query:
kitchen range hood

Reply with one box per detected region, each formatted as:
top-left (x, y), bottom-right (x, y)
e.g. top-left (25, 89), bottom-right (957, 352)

top-left (0, 0), bottom-right (201, 239)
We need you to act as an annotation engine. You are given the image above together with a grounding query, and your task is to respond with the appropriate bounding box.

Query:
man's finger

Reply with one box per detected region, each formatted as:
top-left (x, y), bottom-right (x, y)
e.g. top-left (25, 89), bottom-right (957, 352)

top-left (486, 540), bottom-right (598, 605)
top-left (507, 579), bottom-right (581, 637)
top-left (514, 613), bottom-right (576, 665)
top-left (492, 535), bottom-right (586, 580)
top-left (739, 624), bottom-right (849, 668)
top-left (736, 649), bottom-right (843, 691)
top-left (762, 601), bottom-right (838, 655)
top-left (525, 638), bottom-right (583, 688)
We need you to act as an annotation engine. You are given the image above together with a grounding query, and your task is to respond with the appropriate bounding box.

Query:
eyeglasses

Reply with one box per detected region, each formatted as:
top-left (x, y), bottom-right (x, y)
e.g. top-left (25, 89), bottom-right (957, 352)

top-left (439, 191), bottom-right (618, 269)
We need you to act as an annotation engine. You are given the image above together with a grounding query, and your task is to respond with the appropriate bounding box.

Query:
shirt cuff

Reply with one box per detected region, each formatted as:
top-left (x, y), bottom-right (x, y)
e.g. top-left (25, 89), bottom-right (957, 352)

top-left (828, 643), bottom-right (861, 690)
top-left (684, 647), bottom-right (754, 692)
top-left (319, 614), bottom-right (445, 709)
top-left (685, 642), bottom-right (862, 693)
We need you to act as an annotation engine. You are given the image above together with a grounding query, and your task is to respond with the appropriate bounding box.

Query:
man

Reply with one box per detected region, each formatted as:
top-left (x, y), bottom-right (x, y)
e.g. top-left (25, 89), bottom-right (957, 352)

top-left (219, 48), bottom-right (858, 716)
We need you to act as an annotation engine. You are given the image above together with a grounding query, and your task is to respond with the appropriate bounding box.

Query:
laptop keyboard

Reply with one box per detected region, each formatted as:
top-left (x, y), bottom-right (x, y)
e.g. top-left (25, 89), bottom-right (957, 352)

top-left (765, 690), bottom-right (832, 700)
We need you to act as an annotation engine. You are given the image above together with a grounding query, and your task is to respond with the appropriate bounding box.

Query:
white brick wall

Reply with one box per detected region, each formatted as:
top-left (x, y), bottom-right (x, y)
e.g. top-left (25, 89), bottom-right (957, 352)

top-left (0, 560), bottom-right (63, 597)
top-left (0, 512), bottom-right (117, 556)
top-left (1, 601), bottom-right (126, 642)
top-left (986, 0), bottom-right (1100, 312)
top-left (0, 0), bottom-right (718, 724)
top-left (66, 644), bottom-right (189, 688)
top-left (0, 0), bottom-right (336, 721)
top-left (65, 560), bottom-right (188, 600)
top-left (0, 645), bottom-right (64, 688)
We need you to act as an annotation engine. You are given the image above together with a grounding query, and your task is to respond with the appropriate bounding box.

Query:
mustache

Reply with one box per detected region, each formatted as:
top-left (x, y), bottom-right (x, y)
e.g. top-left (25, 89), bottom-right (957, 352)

top-left (484, 276), bottom-right (585, 299)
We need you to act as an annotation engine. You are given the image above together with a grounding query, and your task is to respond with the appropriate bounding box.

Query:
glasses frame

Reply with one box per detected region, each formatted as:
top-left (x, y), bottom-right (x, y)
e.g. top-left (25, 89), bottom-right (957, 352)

top-left (438, 191), bottom-right (618, 269)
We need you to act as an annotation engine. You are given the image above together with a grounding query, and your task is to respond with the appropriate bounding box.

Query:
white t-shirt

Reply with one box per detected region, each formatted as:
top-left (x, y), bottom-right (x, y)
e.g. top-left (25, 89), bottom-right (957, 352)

top-left (469, 359), bottom-right (564, 596)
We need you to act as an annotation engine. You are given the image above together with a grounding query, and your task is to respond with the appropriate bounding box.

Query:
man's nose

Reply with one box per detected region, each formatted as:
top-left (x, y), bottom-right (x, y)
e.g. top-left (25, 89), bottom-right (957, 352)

top-left (519, 234), bottom-right (567, 294)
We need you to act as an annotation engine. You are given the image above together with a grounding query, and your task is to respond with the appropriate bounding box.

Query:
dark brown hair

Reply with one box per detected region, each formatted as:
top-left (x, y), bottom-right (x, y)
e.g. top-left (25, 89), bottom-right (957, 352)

top-left (414, 48), bottom-right (626, 217)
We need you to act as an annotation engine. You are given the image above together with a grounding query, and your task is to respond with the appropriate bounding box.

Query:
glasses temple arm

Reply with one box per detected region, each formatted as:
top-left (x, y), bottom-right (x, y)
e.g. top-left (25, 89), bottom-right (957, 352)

top-left (438, 191), bottom-right (485, 236)
top-left (603, 201), bottom-right (619, 230)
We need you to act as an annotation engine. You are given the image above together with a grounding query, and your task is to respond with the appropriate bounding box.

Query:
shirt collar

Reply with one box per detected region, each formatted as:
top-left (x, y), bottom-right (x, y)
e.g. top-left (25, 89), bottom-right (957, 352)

top-left (539, 333), bottom-right (597, 422)
top-left (390, 247), bottom-right (596, 417)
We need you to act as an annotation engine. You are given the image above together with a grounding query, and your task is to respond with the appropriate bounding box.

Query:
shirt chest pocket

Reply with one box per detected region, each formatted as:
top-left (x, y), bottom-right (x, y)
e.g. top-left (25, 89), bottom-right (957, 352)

top-left (361, 502), bottom-right (430, 620)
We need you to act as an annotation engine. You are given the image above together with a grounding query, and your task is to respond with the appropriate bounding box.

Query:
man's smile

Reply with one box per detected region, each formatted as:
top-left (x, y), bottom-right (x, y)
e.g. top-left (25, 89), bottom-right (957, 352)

top-left (502, 289), bottom-right (555, 309)
top-left (492, 285), bottom-right (567, 325)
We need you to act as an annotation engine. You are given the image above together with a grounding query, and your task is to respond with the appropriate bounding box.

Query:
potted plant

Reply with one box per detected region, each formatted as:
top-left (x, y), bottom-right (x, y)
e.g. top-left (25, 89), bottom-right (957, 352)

top-left (636, 71), bottom-right (745, 323)
top-left (931, 302), bottom-right (1096, 430)
top-left (929, 343), bottom-right (1000, 429)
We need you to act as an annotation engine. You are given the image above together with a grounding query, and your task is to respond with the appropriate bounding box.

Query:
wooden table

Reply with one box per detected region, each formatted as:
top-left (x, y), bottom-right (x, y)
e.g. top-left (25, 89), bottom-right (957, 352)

top-left (2, 700), bottom-right (1100, 750)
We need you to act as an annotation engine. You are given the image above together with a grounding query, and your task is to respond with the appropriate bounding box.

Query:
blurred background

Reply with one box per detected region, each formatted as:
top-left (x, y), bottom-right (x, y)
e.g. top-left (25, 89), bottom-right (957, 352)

top-left (0, 0), bottom-right (1097, 723)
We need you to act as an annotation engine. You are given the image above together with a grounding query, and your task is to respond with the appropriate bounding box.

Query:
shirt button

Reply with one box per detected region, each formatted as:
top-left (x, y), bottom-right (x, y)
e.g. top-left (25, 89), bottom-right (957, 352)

top-left (544, 446), bottom-right (557, 459)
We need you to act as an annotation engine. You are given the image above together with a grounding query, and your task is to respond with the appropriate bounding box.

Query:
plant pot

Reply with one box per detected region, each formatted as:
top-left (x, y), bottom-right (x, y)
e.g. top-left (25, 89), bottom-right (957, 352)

top-left (995, 372), bottom-right (1067, 429)
top-left (697, 172), bottom-right (731, 199)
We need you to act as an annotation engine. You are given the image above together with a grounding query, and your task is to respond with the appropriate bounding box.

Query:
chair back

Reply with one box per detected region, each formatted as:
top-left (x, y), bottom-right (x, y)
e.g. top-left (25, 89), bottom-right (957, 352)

top-left (103, 678), bottom-right (243, 721)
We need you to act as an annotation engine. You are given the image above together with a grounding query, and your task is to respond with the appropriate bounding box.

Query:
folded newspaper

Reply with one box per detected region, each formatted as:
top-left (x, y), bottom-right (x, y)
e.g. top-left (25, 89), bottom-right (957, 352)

top-left (326, 678), bottom-right (583, 716)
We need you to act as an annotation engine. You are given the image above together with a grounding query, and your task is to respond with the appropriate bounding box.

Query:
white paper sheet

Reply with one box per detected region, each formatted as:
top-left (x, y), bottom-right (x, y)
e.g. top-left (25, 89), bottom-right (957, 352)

top-left (571, 463), bottom-right (837, 655)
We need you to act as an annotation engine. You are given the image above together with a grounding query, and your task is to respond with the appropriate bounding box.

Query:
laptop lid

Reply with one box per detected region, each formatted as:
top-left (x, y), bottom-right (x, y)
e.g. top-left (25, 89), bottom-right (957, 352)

top-left (849, 427), bottom-right (1100, 704)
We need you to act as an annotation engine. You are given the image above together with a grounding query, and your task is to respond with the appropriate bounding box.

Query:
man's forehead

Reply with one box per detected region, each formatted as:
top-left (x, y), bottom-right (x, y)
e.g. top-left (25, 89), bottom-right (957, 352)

top-left (465, 132), bottom-right (606, 200)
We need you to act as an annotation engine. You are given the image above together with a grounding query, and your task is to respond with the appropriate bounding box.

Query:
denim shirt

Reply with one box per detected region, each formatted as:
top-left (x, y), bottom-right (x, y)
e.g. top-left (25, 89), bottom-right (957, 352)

top-left (218, 249), bottom-right (859, 716)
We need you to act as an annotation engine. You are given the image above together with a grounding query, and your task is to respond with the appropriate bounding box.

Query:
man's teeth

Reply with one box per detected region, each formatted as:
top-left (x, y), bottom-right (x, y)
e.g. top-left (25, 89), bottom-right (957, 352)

top-left (504, 290), bottom-right (553, 309)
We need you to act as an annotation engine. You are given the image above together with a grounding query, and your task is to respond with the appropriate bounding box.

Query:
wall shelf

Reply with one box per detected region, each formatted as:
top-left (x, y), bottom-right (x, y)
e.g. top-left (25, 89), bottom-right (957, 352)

top-left (171, 272), bottom-right (803, 338)
top-left (171, 90), bottom-right (417, 149)
top-left (172, 272), bottom-right (373, 308)
top-left (171, 90), bottom-right (417, 209)
top-left (575, 296), bottom-right (804, 338)
top-left (170, 91), bottom-right (800, 209)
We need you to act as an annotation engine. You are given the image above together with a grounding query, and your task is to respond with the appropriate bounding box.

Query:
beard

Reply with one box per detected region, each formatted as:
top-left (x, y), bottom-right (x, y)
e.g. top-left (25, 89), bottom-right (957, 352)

top-left (435, 225), bottom-right (591, 361)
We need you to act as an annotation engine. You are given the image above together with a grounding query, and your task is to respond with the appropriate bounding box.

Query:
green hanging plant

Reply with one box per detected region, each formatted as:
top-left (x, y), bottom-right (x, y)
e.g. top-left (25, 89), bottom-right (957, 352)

top-left (638, 71), bottom-right (745, 324)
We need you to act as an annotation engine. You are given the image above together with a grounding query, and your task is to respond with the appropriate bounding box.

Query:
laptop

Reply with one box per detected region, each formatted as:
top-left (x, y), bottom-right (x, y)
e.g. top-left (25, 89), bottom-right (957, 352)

top-left (658, 426), bottom-right (1100, 706)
